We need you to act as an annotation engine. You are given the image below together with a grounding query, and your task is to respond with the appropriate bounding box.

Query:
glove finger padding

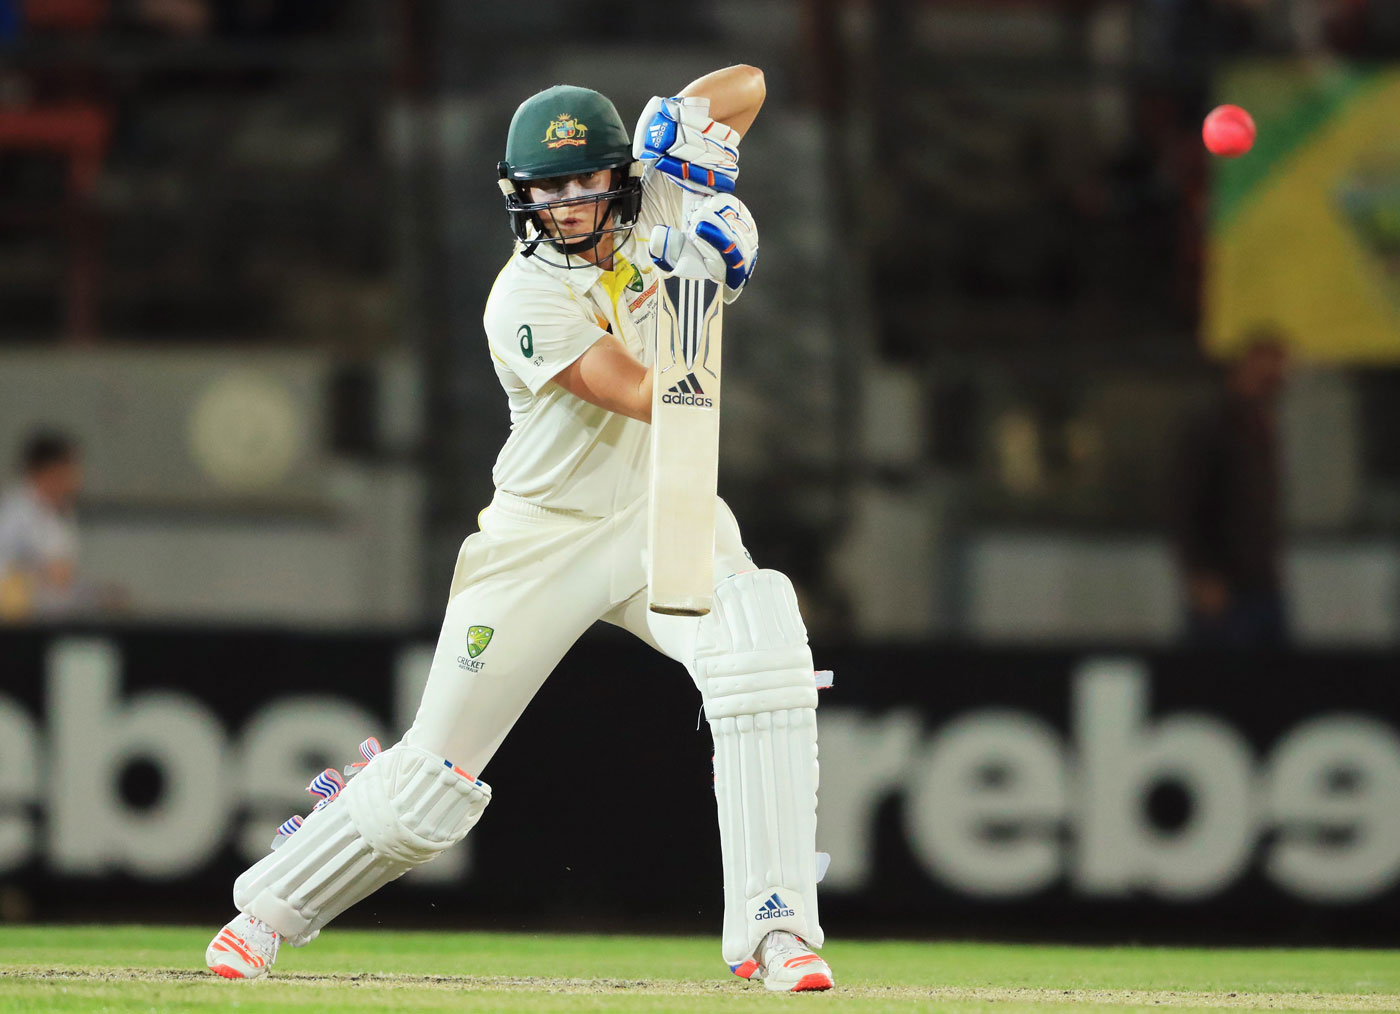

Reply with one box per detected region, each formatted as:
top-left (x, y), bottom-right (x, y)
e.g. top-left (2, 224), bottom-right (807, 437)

top-left (646, 194), bottom-right (758, 303)
top-left (690, 195), bottom-right (758, 302)
top-left (633, 95), bottom-right (740, 195)
top-left (693, 220), bottom-right (751, 292)
top-left (649, 154), bottom-right (736, 196)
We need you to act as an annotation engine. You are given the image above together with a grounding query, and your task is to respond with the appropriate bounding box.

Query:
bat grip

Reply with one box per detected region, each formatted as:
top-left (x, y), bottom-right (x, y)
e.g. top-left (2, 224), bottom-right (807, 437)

top-left (671, 96), bottom-right (717, 280)
top-left (679, 97), bottom-right (710, 213)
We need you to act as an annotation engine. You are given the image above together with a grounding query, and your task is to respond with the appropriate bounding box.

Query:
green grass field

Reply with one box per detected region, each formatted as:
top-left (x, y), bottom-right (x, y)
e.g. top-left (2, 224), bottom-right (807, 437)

top-left (1, 926), bottom-right (1398, 1013)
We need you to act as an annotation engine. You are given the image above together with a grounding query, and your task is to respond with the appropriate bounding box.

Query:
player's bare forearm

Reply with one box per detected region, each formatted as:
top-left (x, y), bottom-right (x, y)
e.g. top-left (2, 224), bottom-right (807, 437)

top-left (550, 334), bottom-right (652, 423)
top-left (634, 367), bottom-right (653, 424)
top-left (679, 64), bottom-right (765, 137)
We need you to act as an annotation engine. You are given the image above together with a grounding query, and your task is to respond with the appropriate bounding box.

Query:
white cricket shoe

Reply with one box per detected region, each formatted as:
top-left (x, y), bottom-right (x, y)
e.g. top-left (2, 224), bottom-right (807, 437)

top-left (205, 913), bottom-right (280, 979)
top-left (732, 930), bottom-right (834, 992)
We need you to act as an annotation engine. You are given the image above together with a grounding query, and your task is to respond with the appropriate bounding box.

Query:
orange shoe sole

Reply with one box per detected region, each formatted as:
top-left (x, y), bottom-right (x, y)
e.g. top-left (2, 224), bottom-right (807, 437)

top-left (791, 972), bottom-right (833, 992)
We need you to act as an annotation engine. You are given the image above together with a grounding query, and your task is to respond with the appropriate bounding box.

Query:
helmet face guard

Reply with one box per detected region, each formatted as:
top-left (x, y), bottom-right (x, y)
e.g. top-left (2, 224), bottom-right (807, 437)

top-left (500, 164), bottom-right (643, 270)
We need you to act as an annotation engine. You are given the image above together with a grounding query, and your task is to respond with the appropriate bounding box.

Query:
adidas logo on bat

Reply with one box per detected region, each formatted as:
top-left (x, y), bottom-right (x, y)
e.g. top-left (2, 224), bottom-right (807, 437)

top-left (662, 373), bottom-right (713, 408)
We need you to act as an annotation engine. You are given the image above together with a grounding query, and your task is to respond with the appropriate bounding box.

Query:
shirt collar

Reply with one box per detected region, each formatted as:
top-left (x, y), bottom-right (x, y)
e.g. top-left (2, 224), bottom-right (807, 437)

top-left (514, 227), bottom-right (639, 291)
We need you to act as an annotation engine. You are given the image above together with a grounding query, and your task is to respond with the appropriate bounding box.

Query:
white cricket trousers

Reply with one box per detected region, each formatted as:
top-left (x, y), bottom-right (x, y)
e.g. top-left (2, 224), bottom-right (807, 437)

top-left (401, 490), bottom-right (753, 775)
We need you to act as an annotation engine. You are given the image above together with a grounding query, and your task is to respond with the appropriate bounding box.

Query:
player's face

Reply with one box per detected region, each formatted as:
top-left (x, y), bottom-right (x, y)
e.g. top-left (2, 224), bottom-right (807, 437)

top-left (1237, 342), bottom-right (1289, 400)
top-left (525, 169), bottom-right (614, 239)
top-left (33, 458), bottom-right (82, 510)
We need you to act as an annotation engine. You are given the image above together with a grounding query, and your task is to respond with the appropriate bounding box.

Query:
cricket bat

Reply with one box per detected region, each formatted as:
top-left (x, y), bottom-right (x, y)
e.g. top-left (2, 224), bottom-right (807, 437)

top-left (648, 137), bottom-right (724, 616)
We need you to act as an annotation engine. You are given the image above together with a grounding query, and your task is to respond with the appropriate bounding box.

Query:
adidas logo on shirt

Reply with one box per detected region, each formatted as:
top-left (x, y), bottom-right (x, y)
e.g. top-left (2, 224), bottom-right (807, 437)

top-left (754, 891), bottom-right (796, 921)
top-left (661, 373), bottom-right (713, 408)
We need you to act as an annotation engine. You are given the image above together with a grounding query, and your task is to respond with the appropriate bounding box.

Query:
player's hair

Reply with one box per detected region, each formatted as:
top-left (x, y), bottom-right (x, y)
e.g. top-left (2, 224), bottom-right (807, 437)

top-left (21, 429), bottom-right (77, 475)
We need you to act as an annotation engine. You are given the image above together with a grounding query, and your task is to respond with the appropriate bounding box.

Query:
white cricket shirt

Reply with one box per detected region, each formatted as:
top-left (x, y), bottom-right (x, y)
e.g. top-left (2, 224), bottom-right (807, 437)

top-left (0, 483), bottom-right (78, 577)
top-left (482, 169), bottom-right (685, 517)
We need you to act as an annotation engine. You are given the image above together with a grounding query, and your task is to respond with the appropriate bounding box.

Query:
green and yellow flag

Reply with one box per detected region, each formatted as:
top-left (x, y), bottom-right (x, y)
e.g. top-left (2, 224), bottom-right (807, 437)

top-left (1207, 62), bottom-right (1400, 363)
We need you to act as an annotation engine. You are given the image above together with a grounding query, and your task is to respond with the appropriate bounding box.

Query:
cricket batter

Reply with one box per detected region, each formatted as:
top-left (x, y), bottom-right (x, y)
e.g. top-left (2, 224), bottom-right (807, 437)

top-left (205, 64), bottom-right (833, 993)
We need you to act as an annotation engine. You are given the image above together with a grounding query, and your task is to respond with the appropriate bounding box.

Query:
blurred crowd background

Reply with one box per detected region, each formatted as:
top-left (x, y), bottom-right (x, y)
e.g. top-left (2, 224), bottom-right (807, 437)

top-left (2, 0), bottom-right (1400, 646)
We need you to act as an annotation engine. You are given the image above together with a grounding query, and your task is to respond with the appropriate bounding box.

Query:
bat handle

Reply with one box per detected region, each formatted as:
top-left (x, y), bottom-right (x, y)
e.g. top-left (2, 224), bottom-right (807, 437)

top-left (678, 95), bottom-right (711, 222)
top-left (671, 96), bottom-right (717, 280)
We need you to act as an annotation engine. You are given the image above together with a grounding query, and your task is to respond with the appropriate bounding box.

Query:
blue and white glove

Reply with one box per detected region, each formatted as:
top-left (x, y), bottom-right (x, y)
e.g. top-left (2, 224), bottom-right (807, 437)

top-left (633, 95), bottom-right (740, 196)
top-left (649, 193), bottom-right (758, 303)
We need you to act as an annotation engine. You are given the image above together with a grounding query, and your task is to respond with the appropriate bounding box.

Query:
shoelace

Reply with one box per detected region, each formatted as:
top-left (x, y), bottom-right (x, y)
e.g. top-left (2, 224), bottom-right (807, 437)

top-left (760, 930), bottom-right (805, 970)
top-left (243, 917), bottom-right (280, 962)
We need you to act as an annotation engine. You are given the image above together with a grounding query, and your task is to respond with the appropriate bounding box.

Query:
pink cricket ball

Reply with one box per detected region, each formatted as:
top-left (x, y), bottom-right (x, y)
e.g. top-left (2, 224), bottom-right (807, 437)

top-left (1203, 104), bottom-right (1257, 158)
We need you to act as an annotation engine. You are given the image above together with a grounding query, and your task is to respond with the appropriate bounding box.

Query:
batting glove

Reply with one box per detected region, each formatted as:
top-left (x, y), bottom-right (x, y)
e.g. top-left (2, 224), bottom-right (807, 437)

top-left (648, 193), bottom-right (758, 303)
top-left (633, 95), bottom-right (740, 196)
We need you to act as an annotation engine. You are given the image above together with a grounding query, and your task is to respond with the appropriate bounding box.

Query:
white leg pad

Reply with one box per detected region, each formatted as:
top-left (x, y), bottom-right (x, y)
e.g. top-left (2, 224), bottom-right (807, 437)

top-left (233, 744), bottom-right (490, 945)
top-left (696, 569), bottom-right (823, 966)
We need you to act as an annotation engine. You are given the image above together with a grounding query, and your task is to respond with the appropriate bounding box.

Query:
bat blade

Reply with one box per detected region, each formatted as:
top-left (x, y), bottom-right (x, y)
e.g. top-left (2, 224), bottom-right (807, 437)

top-left (648, 273), bottom-right (723, 616)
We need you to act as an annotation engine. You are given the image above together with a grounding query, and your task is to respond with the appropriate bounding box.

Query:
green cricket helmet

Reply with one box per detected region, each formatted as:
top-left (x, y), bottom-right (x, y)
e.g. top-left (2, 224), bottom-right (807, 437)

top-left (498, 85), bottom-right (643, 266)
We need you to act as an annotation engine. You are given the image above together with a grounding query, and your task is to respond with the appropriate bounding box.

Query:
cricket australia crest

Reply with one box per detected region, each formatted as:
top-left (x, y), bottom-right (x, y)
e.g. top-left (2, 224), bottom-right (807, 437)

top-left (467, 626), bottom-right (494, 658)
top-left (457, 625), bottom-right (494, 673)
top-left (543, 114), bottom-right (588, 149)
